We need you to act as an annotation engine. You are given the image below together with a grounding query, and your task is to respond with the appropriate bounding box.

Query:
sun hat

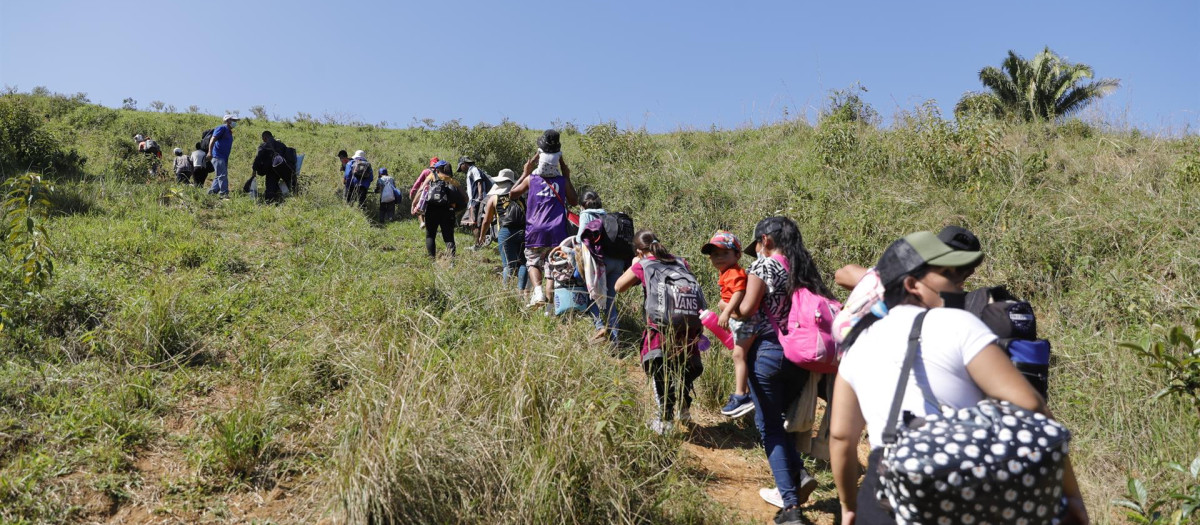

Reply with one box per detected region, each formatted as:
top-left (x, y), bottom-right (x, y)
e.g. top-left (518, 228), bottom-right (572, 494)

top-left (875, 231), bottom-right (984, 287)
top-left (353, 150), bottom-right (366, 159)
top-left (222, 114), bottom-right (240, 122)
top-left (701, 230), bottom-right (742, 255)
top-left (173, 147), bottom-right (183, 155)
top-left (487, 169), bottom-right (516, 196)
top-left (537, 129), bottom-right (561, 154)
top-left (134, 134), bottom-right (144, 142)
top-left (743, 216), bottom-right (790, 256)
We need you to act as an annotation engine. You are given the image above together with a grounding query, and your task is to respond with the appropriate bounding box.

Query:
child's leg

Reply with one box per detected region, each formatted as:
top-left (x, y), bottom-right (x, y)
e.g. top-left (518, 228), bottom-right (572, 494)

top-left (642, 355), bottom-right (669, 420)
top-left (732, 342), bottom-right (749, 396)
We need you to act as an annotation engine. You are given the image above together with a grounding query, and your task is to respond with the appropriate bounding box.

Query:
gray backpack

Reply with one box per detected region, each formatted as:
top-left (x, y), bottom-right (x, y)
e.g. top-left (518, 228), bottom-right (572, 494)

top-left (639, 259), bottom-right (706, 331)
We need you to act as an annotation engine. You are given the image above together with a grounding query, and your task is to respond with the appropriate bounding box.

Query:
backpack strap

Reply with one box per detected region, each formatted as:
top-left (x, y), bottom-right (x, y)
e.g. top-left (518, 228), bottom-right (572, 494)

top-left (881, 311), bottom-right (942, 446)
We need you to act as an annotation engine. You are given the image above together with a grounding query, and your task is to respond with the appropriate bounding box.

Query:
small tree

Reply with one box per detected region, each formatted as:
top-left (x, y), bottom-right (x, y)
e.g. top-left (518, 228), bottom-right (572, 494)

top-left (820, 83), bottom-right (880, 126)
top-left (249, 105), bottom-right (268, 121)
top-left (149, 100), bottom-right (166, 112)
top-left (121, 98), bottom-right (137, 110)
top-left (958, 47), bottom-right (1119, 122)
top-left (188, 105), bottom-right (200, 114)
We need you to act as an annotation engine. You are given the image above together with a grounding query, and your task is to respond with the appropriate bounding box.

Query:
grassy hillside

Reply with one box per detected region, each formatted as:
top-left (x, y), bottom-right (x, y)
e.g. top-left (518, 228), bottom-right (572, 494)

top-left (1, 91), bottom-right (1198, 524)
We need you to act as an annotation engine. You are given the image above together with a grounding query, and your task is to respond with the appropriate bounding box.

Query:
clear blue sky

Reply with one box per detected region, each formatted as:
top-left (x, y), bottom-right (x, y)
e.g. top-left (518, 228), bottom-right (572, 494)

top-left (2, 0), bottom-right (1197, 133)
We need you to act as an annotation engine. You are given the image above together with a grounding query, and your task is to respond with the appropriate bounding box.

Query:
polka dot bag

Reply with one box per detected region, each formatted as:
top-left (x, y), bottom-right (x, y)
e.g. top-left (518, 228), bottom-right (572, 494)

top-left (876, 311), bottom-right (1071, 525)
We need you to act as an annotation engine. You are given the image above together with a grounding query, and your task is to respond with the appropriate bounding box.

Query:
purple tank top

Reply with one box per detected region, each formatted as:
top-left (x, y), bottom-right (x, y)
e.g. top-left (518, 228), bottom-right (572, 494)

top-left (524, 175), bottom-right (569, 248)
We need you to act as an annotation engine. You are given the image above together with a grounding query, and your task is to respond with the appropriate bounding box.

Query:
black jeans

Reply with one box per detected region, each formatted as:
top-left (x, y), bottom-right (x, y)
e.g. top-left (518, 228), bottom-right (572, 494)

top-left (856, 448), bottom-right (896, 524)
top-left (642, 348), bottom-right (703, 420)
top-left (346, 184), bottom-right (367, 206)
top-left (424, 206), bottom-right (456, 257)
top-left (379, 201), bottom-right (396, 222)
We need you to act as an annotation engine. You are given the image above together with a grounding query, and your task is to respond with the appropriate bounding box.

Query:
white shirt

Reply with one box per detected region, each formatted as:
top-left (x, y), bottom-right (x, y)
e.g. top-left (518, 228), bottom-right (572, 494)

top-left (465, 166), bottom-right (492, 204)
top-left (839, 305), bottom-right (997, 449)
top-left (190, 150), bottom-right (206, 169)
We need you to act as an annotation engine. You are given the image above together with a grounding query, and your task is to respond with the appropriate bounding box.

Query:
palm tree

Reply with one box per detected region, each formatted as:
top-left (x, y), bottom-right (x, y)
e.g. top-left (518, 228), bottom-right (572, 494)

top-left (956, 47), bottom-right (1119, 121)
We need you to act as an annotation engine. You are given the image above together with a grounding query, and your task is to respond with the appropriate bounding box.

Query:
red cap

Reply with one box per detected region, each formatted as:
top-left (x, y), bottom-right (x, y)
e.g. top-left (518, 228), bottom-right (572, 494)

top-left (429, 157), bottom-right (440, 167)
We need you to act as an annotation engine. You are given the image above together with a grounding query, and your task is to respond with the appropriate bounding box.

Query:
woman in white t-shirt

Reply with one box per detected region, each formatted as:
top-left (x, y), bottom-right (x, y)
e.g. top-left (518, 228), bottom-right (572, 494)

top-left (829, 231), bottom-right (1088, 525)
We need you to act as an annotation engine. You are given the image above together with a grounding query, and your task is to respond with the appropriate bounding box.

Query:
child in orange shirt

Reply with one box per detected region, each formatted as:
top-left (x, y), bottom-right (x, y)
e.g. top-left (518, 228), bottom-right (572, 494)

top-left (702, 231), bottom-right (755, 419)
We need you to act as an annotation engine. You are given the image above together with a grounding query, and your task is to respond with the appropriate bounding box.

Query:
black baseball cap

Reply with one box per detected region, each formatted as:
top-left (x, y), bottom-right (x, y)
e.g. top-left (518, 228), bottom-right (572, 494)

top-left (937, 225), bottom-right (981, 252)
top-left (743, 216), bottom-right (790, 256)
top-left (876, 231), bottom-right (984, 286)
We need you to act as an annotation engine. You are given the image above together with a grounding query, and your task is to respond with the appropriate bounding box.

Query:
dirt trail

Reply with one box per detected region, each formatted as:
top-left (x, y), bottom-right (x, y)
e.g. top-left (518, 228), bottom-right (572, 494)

top-left (678, 403), bottom-right (872, 525)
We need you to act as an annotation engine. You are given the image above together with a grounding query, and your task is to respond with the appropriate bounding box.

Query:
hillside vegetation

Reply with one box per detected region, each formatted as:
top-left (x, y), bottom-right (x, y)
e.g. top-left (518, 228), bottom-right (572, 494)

top-left (1, 91), bottom-right (1197, 524)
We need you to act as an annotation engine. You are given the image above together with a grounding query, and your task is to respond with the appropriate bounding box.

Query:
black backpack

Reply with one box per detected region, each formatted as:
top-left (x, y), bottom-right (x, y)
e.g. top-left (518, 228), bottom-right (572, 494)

top-left (600, 212), bottom-right (635, 261)
top-left (426, 177), bottom-right (454, 209)
top-left (497, 194), bottom-right (525, 229)
top-left (143, 138), bottom-right (161, 155)
top-left (965, 286), bottom-right (1051, 399)
top-left (349, 159), bottom-right (373, 184)
top-left (199, 128), bottom-right (215, 152)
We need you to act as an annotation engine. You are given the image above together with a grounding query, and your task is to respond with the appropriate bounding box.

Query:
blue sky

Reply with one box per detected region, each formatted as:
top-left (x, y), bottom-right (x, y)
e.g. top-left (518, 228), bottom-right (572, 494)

top-left (2, 0), bottom-right (1197, 133)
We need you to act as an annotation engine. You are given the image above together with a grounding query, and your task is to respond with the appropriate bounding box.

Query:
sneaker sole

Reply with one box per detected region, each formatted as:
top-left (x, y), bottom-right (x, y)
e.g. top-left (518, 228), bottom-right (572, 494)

top-left (721, 403), bottom-right (756, 418)
top-left (795, 476), bottom-right (819, 505)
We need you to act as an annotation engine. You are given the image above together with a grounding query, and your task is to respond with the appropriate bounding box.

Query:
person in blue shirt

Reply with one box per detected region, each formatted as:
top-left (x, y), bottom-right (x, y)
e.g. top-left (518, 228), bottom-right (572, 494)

top-left (343, 150), bottom-right (373, 206)
top-left (206, 114), bottom-right (239, 198)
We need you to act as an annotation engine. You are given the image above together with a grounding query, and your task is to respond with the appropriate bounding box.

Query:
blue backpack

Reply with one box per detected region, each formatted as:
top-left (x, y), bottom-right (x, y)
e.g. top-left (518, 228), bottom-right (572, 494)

top-left (966, 286), bottom-right (1051, 399)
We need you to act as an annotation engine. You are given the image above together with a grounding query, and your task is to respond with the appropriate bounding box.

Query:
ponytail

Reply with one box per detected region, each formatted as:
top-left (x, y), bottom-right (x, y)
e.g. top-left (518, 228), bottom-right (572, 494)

top-left (633, 229), bottom-right (676, 263)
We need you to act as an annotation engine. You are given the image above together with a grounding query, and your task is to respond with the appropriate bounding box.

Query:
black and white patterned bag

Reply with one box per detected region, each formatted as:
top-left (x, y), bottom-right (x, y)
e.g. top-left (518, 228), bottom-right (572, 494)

top-left (876, 311), bottom-right (1071, 525)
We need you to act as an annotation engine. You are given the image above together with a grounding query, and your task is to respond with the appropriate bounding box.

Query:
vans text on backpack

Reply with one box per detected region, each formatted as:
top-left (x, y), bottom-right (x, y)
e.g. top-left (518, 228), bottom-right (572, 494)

top-left (639, 258), bottom-right (707, 334)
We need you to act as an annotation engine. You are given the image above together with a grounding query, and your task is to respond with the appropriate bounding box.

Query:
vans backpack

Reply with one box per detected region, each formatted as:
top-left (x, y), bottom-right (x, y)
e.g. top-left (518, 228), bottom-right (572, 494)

top-left (600, 212), bottom-right (635, 260)
top-left (769, 254), bottom-right (843, 373)
top-left (639, 259), bottom-right (706, 332)
top-left (965, 286), bottom-right (1050, 399)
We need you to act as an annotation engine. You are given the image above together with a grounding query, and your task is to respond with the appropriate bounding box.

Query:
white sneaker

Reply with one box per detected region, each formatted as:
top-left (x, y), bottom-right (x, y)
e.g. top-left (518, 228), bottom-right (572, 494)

top-left (759, 487), bottom-right (784, 508)
top-left (648, 418), bottom-right (672, 435)
top-left (526, 291), bottom-right (546, 308)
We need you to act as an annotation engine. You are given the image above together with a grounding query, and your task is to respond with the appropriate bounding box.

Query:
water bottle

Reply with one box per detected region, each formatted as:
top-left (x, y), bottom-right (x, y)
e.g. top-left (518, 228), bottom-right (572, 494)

top-left (699, 310), bottom-right (735, 350)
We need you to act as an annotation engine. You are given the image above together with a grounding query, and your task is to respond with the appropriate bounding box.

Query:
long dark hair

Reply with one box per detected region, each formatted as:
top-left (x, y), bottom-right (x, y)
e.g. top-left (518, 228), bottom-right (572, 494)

top-left (841, 264), bottom-right (932, 349)
top-left (634, 229), bottom-right (676, 263)
top-left (769, 217), bottom-right (834, 299)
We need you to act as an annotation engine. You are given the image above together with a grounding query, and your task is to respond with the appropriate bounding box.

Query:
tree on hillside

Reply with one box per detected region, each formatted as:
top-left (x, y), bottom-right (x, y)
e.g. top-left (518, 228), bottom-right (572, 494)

top-left (955, 47), bottom-right (1119, 122)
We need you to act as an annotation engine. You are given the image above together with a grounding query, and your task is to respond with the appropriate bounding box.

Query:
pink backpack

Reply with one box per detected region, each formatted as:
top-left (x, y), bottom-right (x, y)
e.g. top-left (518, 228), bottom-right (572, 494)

top-left (769, 255), bottom-right (843, 373)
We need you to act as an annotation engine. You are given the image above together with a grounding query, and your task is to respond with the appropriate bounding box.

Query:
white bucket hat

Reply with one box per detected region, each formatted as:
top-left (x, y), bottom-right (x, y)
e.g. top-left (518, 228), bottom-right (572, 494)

top-left (487, 168), bottom-right (516, 196)
top-left (353, 150), bottom-right (366, 159)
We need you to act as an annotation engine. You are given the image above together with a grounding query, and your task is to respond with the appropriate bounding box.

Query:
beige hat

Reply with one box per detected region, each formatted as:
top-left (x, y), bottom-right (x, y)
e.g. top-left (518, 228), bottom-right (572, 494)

top-left (487, 169), bottom-right (516, 196)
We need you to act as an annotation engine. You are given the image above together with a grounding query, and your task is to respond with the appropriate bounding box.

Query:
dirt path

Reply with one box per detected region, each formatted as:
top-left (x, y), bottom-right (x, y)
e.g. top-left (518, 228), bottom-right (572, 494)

top-left (678, 404), bottom-right (872, 525)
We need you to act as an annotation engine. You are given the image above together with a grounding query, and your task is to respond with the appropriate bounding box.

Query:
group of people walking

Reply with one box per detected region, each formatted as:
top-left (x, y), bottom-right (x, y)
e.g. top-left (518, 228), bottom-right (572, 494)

top-left (149, 120), bottom-right (1089, 524)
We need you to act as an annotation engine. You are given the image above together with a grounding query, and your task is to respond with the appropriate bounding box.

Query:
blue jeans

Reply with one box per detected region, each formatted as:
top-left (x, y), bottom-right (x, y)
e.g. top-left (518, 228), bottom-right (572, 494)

top-left (747, 336), bottom-right (810, 508)
top-left (207, 156), bottom-right (229, 196)
top-left (585, 258), bottom-right (630, 338)
top-left (497, 227), bottom-right (528, 290)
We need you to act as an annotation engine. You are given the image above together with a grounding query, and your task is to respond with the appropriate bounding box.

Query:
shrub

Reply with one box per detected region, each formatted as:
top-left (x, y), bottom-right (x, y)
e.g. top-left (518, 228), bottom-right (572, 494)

top-left (0, 96), bottom-right (86, 177)
top-left (202, 403), bottom-right (277, 482)
top-left (578, 121), bottom-right (660, 170)
top-left (438, 119), bottom-right (529, 174)
top-left (820, 84), bottom-right (880, 126)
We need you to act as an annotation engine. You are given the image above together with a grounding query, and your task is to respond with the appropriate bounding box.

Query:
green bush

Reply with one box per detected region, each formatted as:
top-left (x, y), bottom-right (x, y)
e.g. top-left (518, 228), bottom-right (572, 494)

top-left (438, 119), bottom-right (530, 174)
top-left (578, 121), bottom-right (660, 171)
top-left (0, 95), bottom-right (85, 177)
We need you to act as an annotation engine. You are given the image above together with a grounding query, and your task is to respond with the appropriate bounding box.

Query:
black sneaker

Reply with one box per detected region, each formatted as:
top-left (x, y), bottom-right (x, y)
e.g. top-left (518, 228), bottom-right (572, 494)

top-left (795, 468), bottom-right (818, 506)
top-left (773, 505), bottom-right (803, 525)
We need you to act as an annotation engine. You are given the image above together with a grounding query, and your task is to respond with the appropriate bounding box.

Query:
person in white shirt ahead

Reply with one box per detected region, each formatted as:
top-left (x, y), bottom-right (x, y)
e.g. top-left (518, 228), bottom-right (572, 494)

top-left (830, 231), bottom-right (1088, 525)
